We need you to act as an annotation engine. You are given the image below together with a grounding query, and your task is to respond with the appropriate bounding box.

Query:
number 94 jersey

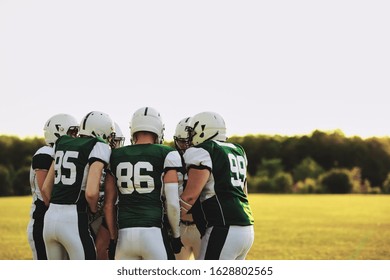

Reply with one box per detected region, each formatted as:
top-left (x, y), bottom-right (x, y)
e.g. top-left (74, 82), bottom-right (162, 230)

top-left (110, 144), bottom-right (182, 229)
top-left (183, 140), bottom-right (254, 227)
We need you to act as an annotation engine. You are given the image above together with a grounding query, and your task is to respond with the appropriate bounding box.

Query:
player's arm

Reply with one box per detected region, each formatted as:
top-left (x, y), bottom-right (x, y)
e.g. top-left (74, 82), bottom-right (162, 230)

top-left (180, 147), bottom-right (211, 214)
top-left (36, 169), bottom-right (48, 191)
top-left (243, 178), bottom-right (248, 195)
top-left (36, 169), bottom-right (49, 203)
top-left (242, 150), bottom-right (249, 196)
top-left (41, 162), bottom-right (55, 206)
top-left (33, 152), bottom-right (53, 201)
top-left (85, 160), bottom-right (105, 214)
top-left (180, 167), bottom-right (210, 214)
top-left (163, 169), bottom-right (181, 238)
top-left (103, 172), bottom-right (118, 240)
top-left (86, 141), bottom-right (111, 213)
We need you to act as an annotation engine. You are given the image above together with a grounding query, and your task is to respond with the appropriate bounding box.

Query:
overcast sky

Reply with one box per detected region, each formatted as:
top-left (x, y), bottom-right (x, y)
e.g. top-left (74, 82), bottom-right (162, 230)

top-left (1, 0), bottom-right (389, 144)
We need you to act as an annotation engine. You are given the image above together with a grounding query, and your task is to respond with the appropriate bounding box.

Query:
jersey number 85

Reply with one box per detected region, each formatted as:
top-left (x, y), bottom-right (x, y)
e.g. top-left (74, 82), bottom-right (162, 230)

top-left (54, 150), bottom-right (79, 185)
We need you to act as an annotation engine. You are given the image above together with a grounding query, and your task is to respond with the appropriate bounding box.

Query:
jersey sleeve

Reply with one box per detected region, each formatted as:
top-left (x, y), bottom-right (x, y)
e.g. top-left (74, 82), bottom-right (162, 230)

top-left (183, 147), bottom-right (212, 170)
top-left (89, 141), bottom-right (111, 167)
top-left (32, 146), bottom-right (54, 170)
top-left (164, 150), bottom-right (182, 171)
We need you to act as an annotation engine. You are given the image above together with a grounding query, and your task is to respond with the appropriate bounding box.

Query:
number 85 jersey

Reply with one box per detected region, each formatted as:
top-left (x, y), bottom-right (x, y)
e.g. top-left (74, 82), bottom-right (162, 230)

top-left (50, 135), bottom-right (111, 206)
top-left (183, 140), bottom-right (254, 227)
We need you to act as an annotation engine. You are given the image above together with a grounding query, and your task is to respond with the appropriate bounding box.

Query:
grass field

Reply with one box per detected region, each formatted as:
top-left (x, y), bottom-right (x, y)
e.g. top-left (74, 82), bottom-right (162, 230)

top-left (0, 194), bottom-right (389, 260)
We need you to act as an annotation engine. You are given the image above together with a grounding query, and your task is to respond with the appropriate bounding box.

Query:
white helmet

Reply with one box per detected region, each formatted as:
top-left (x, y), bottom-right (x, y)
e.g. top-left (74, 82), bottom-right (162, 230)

top-left (129, 107), bottom-right (164, 144)
top-left (79, 111), bottom-right (115, 144)
top-left (188, 111), bottom-right (227, 146)
top-left (174, 117), bottom-right (192, 153)
top-left (43, 113), bottom-right (79, 146)
top-left (113, 122), bottom-right (125, 148)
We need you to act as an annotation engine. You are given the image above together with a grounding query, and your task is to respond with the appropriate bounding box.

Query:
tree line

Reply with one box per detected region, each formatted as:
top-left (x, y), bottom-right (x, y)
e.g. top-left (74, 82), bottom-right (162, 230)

top-left (229, 130), bottom-right (390, 194)
top-left (1, 130), bottom-right (390, 196)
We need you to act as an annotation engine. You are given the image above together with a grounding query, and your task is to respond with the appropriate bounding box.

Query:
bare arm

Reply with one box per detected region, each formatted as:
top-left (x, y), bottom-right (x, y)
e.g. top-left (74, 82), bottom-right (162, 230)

top-left (103, 172), bottom-right (118, 240)
top-left (41, 162), bottom-right (55, 206)
top-left (36, 169), bottom-right (48, 195)
top-left (85, 161), bottom-right (104, 213)
top-left (180, 168), bottom-right (210, 206)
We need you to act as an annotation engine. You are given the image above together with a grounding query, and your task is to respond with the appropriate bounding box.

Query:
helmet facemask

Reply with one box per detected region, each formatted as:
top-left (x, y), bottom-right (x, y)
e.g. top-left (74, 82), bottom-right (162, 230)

top-left (174, 117), bottom-right (192, 154)
top-left (113, 136), bottom-right (125, 148)
top-left (67, 126), bottom-right (79, 138)
top-left (110, 122), bottom-right (126, 148)
top-left (174, 135), bottom-right (191, 154)
top-left (107, 132), bottom-right (117, 148)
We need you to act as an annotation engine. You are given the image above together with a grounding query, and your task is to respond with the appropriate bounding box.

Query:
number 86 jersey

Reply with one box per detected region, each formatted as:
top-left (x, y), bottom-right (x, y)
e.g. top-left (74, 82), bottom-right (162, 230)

top-left (110, 144), bottom-right (182, 229)
top-left (183, 140), bottom-right (254, 227)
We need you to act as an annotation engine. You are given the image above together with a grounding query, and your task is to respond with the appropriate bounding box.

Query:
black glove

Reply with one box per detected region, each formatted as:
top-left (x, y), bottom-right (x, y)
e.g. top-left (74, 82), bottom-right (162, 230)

top-left (171, 237), bottom-right (184, 254)
top-left (108, 239), bottom-right (117, 260)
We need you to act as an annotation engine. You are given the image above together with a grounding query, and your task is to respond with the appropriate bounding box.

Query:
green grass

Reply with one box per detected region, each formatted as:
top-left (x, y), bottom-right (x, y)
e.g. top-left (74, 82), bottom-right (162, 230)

top-left (1, 194), bottom-right (389, 260)
top-left (247, 194), bottom-right (390, 260)
top-left (0, 196), bottom-right (32, 260)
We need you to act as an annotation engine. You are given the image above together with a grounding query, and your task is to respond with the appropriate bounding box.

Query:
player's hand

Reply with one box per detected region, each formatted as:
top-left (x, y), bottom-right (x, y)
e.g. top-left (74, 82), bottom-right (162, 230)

top-left (171, 237), bottom-right (184, 254)
top-left (108, 239), bottom-right (117, 260)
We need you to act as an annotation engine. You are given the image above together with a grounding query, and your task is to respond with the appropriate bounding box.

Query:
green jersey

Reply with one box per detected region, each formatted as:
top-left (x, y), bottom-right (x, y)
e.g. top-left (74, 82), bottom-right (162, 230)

top-left (50, 135), bottom-right (111, 210)
top-left (110, 144), bottom-right (182, 229)
top-left (183, 140), bottom-right (254, 227)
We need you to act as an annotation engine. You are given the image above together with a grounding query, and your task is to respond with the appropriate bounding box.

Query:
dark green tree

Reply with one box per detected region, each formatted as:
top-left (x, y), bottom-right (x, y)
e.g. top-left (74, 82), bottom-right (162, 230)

top-left (292, 157), bottom-right (324, 182)
top-left (320, 169), bottom-right (353, 194)
top-left (272, 172), bottom-right (293, 193)
top-left (13, 166), bottom-right (31, 196)
top-left (0, 165), bottom-right (12, 196)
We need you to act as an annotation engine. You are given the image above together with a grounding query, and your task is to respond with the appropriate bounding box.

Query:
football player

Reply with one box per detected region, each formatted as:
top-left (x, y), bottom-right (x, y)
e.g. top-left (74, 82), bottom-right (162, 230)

top-left (42, 111), bottom-right (115, 260)
top-left (104, 107), bottom-right (183, 260)
top-left (173, 117), bottom-right (201, 260)
top-left (180, 111), bottom-right (255, 260)
top-left (92, 122), bottom-right (125, 260)
top-left (27, 113), bottom-right (79, 260)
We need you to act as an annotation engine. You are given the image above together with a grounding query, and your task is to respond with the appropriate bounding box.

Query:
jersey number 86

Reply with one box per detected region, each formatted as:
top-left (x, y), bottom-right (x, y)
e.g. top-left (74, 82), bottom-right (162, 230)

top-left (116, 161), bottom-right (155, 194)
